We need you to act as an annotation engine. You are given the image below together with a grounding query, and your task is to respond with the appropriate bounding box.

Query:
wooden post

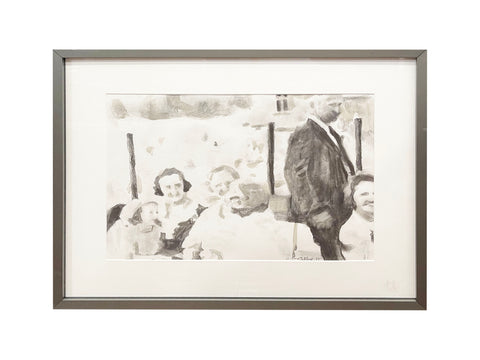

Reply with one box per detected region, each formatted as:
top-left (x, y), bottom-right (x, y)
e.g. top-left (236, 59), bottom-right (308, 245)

top-left (354, 117), bottom-right (363, 172)
top-left (268, 122), bottom-right (275, 195)
top-left (126, 133), bottom-right (138, 199)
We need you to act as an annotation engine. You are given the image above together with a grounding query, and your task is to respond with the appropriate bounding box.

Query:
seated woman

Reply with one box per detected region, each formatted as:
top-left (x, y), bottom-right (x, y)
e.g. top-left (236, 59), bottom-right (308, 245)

top-left (203, 165), bottom-right (240, 217)
top-left (339, 173), bottom-right (374, 260)
top-left (153, 168), bottom-right (206, 254)
top-left (182, 182), bottom-right (310, 260)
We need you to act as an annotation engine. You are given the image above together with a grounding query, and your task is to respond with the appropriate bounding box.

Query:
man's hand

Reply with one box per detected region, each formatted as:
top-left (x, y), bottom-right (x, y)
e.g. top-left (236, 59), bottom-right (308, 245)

top-left (310, 211), bottom-right (334, 228)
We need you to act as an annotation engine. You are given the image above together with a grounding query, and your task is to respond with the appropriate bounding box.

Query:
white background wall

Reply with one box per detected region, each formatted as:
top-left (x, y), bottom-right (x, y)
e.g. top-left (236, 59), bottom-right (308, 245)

top-left (0, 1), bottom-right (478, 359)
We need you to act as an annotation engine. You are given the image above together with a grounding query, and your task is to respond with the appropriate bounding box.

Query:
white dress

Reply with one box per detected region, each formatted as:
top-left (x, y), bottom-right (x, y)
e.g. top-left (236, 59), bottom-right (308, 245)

top-left (339, 211), bottom-right (374, 260)
top-left (183, 206), bottom-right (310, 260)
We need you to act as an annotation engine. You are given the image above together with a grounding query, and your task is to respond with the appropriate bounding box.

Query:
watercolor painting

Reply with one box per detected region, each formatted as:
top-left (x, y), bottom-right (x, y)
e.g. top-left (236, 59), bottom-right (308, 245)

top-left (106, 94), bottom-right (374, 260)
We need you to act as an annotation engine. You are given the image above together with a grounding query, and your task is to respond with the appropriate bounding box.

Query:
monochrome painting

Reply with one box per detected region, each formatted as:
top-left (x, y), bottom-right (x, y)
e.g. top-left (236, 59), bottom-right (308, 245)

top-left (106, 94), bottom-right (374, 261)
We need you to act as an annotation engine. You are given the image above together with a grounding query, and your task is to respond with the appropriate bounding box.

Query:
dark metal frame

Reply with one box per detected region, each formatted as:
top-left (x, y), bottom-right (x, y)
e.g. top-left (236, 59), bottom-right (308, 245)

top-left (53, 50), bottom-right (427, 310)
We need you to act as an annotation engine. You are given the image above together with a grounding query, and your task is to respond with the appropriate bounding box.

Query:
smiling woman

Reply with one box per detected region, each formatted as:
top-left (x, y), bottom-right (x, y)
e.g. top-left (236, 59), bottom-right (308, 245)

top-left (340, 173), bottom-right (375, 260)
top-left (153, 168), bottom-right (205, 252)
top-left (154, 167), bottom-right (192, 200)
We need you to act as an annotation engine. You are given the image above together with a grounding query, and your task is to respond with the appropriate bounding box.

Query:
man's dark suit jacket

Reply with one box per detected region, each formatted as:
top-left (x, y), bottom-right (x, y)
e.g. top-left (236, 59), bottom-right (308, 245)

top-left (284, 119), bottom-right (355, 225)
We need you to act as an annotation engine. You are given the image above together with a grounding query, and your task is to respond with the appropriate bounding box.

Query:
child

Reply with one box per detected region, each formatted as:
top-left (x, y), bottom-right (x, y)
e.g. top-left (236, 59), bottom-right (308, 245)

top-left (129, 201), bottom-right (163, 256)
top-left (106, 200), bottom-right (163, 259)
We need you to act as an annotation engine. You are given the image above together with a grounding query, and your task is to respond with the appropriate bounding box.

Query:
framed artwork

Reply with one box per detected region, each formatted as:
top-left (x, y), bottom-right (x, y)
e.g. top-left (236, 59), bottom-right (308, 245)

top-left (53, 50), bottom-right (426, 309)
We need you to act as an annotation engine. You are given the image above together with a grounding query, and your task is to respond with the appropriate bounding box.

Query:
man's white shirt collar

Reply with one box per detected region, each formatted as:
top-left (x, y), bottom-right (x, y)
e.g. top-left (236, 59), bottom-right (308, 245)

top-left (308, 114), bottom-right (340, 147)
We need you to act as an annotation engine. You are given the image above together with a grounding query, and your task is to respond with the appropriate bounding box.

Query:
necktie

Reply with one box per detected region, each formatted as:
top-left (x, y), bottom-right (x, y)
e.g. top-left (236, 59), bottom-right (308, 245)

top-left (329, 126), bottom-right (355, 176)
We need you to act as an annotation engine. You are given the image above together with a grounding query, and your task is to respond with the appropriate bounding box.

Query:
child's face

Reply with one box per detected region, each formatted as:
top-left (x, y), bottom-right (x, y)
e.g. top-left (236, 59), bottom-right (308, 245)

top-left (141, 203), bottom-right (160, 224)
top-left (210, 171), bottom-right (235, 198)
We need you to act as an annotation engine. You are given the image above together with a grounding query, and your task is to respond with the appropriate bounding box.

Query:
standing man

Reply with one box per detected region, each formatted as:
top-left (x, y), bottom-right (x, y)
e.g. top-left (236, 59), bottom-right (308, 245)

top-left (284, 95), bottom-right (355, 260)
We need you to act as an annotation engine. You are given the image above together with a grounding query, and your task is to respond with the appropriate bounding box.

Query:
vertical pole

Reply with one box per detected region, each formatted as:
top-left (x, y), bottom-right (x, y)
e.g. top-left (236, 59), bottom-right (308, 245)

top-left (268, 122), bottom-right (275, 195)
top-left (355, 117), bottom-right (363, 172)
top-left (126, 133), bottom-right (138, 199)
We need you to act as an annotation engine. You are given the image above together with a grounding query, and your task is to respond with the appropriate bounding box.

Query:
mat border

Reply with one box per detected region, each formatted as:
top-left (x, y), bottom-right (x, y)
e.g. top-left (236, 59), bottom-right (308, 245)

top-left (53, 50), bottom-right (427, 310)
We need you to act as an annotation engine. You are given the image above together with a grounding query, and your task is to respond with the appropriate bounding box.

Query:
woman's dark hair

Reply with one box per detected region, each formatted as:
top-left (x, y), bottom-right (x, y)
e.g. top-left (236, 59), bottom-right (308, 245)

top-left (153, 168), bottom-right (192, 196)
top-left (345, 173), bottom-right (374, 209)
